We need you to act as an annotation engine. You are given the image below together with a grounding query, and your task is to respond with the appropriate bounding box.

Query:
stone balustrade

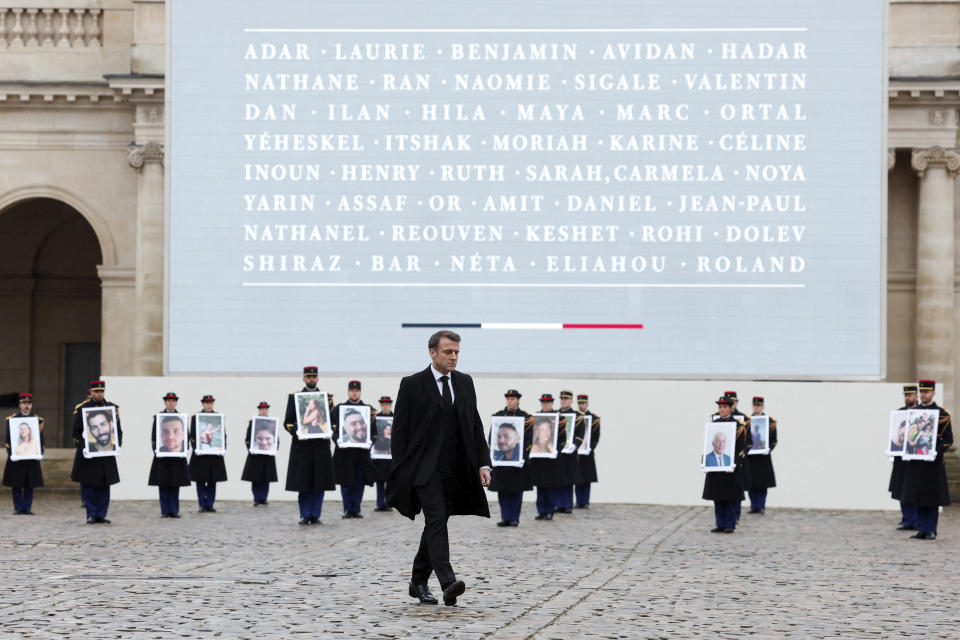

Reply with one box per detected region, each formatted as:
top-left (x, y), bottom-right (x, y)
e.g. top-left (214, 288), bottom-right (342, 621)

top-left (0, 6), bottom-right (102, 49)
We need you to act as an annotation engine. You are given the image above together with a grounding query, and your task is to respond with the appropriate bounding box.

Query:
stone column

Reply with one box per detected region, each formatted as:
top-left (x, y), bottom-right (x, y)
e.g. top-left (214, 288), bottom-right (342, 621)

top-left (97, 267), bottom-right (137, 376)
top-left (128, 139), bottom-right (164, 375)
top-left (910, 146), bottom-right (960, 407)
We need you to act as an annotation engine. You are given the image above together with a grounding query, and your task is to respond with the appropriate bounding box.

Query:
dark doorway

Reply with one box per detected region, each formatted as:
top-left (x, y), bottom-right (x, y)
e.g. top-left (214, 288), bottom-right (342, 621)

top-left (62, 343), bottom-right (102, 446)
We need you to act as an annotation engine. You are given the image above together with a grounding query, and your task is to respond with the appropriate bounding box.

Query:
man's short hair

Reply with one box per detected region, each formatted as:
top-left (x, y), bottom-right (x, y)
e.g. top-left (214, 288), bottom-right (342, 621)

top-left (87, 410), bottom-right (113, 425)
top-left (160, 415), bottom-right (183, 428)
top-left (344, 409), bottom-right (362, 421)
top-left (497, 423), bottom-right (518, 434)
top-left (428, 330), bottom-right (461, 350)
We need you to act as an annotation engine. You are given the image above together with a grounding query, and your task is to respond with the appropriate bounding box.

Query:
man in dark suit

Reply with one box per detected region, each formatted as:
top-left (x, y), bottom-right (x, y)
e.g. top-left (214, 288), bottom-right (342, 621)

top-left (386, 330), bottom-right (492, 607)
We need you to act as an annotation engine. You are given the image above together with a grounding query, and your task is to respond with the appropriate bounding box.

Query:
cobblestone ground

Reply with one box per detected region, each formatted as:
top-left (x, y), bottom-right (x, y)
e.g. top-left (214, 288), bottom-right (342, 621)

top-left (0, 495), bottom-right (958, 639)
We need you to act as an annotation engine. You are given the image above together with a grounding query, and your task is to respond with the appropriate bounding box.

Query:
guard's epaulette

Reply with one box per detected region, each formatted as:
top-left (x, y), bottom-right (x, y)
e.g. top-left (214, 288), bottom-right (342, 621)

top-left (73, 399), bottom-right (88, 413)
top-left (4, 412), bottom-right (16, 421)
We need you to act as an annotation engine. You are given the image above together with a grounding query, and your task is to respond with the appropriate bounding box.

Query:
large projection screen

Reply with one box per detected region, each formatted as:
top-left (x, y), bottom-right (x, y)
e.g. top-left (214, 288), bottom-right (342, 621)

top-left (167, 0), bottom-right (885, 376)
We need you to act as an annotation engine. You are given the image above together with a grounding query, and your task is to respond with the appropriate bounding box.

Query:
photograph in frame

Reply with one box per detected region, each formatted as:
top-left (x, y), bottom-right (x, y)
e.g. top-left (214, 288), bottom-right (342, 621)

top-left (249, 416), bottom-right (279, 456)
top-left (8, 416), bottom-right (42, 462)
top-left (748, 416), bottom-right (770, 455)
top-left (155, 412), bottom-right (189, 458)
top-left (82, 406), bottom-right (119, 458)
top-left (371, 416), bottom-right (393, 460)
top-left (578, 415), bottom-right (593, 455)
top-left (295, 391), bottom-right (331, 440)
top-left (195, 413), bottom-right (226, 456)
top-left (702, 422), bottom-right (736, 473)
top-left (529, 413), bottom-right (559, 459)
top-left (902, 409), bottom-right (939, 461)
top-left (887, 410), bottom-right (909, 457)
top-left (490, 416), bottom-right (525, 467)
top-left (339, 405), bottom-right (371, 449)
top-left (561, 413), bottom-right (577, 448)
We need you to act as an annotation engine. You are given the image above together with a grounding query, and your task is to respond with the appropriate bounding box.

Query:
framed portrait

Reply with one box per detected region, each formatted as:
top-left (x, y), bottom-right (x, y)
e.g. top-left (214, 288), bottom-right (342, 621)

top-left (902, 409), bottom-right (939, 461)
top-left (887, 410), bottom-right (909, 457)
top-left (155, 412), bottom-right (189, 458)
top-left (338, 405), bottom-right (371, 449)
top-left (8, 416), bottom-right (42, 461)
top-left (561, 413), bottom-right (578, 448)
top-left (249, 416), bottom-right (279, 456)
top-left (747, 416), bottom-right (770, 455)
top-left (295, 391), bottom-right (331, 439)
top-left (195, 413), bottom-right (226, 456)
top-left (702, 422), bottom-right (736, 473)
top-left (578, 415), bottom-right (593, 455)
top-left (371, 416), bottom-right (393, 460)
top-left (81, 406), bottom-right (120, 458)
top-left (529, 413), bottom-right (559, 459)
top-left (490, 416), bottom-right (525, 467)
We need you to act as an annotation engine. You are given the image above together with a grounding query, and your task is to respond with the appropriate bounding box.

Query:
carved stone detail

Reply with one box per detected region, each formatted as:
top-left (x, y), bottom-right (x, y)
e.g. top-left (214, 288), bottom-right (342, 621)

top-left (911, 146), bottom-right (960, 179)
top-left (128, 142), bottom-right (164, 170)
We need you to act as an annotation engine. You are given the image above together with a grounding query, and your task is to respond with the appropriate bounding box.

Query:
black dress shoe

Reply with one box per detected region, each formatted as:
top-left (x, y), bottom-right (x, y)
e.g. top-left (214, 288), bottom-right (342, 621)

top-left (722, 527), bottom-right (735, 533)
top-left (309, 517), bottom-right (321, 524)
top-left (299, 517), bottom-right (312, 525)
top-left (352, 512), bottom-right (363, 518)
top-left (711, 527), bottom-right (724, 533)
top-left (87, 517), bottom-right (97, 524)
top-left (442, 580), bottom-right (465, 606)
top-left (99, 518), bottom-right (111, 524)
top-left (496, 520), bottom-right (511, 527)
top-left (161, 513), bottom-right (170, 518)
top-left (911, 531), bottom-right (935, 539)
top-left (207, 507), bottom-right (216, 513)
top-left (341, 513), bottom-right (352, 519)
top-left (897, 525), bottom-right (917, 531)
top-left (574, 504), bottom-right (589, 509)
top-left (408, 582), bottom-right (438, 605)
top-left (169, 513), bottom-right (181, 518)
top-left (509, 520), bottom-right (519, 527)
top-left (534, 513), bottom-right (554, 521)
top-left (374, 506), bottom-right (392, 512)
top-left (748, 508), bottom-right (761, 514)
top-left (555, 508), bottom-right (573, 514)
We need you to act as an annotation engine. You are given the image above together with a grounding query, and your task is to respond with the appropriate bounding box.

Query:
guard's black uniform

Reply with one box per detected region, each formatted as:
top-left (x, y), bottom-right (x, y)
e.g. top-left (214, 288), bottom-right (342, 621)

top-left (745, 414), bottom-right (777, 512)
top-left (148, 410), bottom-right (191, 516)
top-left (712, 407), bottom-right (752, 521)
top-left (370, 409), bottom-right (393, 509)
top-left (702, 416), bottom-right (748, 531)
top-left (284, 388), bottom-right (335, 521)
top-left (71, 396), bottom-right (122, 522)
top-left (574, 408), bottom-right (601, 507)
top-left (901, 400), bottom-right (953, 536)
top-left (3, 410), bottom-right (44, 513)
top-left (889, 400), bottom-right (917, 528)
top-left (332, 398), bottom-right (377, 516)
top-left (528, 410), bottom-right (567, 518)
top-left (489, 407), bottom-right (534, 524)
top-left (241, 419), bottom-right (278, 504)
top-left (189, 412), bottom-right (228, 510)
top-left (555, 408), bottom-right (585, 512)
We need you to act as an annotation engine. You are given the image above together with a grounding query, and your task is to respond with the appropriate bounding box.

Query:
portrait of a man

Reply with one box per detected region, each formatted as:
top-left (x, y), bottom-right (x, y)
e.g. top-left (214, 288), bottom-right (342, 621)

top-left (295, 391), bottom-right (331, 439)
top-left (371, 416), bottom-right (393, 459)
top-left (748, 416), bottom-right (770, 455)
top-left (82, 406), bottom-right (119, 458)
top-left (339, 406), bottom-right (371, 448)
top-left (490, 417), bottom-right (524, 467)
top-left (702, 422), bottom-right (735, 472)
top-left (887, 410), bottom-right (908, 456)
top-left (196, 414), bottom-right (225, 454)
top-left (155, 413), bottom-right (188, 457)
top-left (250, 417), bottom-right (279, 455)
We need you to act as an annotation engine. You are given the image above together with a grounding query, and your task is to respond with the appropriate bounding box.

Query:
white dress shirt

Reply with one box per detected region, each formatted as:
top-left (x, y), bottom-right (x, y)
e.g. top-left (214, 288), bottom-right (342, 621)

top-left (431, 365), bottom-right (455, 404)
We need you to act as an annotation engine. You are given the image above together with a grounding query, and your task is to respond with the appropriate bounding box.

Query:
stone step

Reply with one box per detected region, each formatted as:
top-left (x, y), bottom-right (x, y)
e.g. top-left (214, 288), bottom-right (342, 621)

top-left (1, 447), bottom-right (78, 491)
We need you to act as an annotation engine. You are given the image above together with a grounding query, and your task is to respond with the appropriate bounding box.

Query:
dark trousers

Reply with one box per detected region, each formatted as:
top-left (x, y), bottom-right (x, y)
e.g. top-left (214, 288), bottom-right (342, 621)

top-left (917, 506), bottom-right (939, 534)
top-left (557, 486), bottom-right (574, 510)
top-left (12, 487), bottom-right (34, 512)
top-left (298, 491), bottom-right (324, 518)
top-left (535, 486), bottom-right (555, 515)
top-left (734, 499), bottom-right (742, 521)
top-left (196, 482), bottom-right (217, 509)
top-left (412, 474), bottom-right (455, 588)
top-left (81, 485), bottom-right (110, 519)
top-left (158, 487), bottom-right (180, 515)
top-left (251, 483), bottom-right (269, 503)
top-left (714, 500), bottom-right (737, 529)
top-left (748, 490), bottom-right (767, 511)
top-left (497, 491), bottom-right (523, 522)
top-left (340, 466), bottom-right (365, 515)
top-left (575, 483), bottom-right (591, 507)
top-left (375, 481), bottom-right (388, 508)
top-left (900, 501), bottom-right (918, 527)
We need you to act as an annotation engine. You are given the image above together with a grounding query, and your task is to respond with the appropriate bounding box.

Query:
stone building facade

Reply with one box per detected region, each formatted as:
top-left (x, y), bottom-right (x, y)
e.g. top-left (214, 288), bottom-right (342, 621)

top-left (0, 0), bottom-right (959, 447)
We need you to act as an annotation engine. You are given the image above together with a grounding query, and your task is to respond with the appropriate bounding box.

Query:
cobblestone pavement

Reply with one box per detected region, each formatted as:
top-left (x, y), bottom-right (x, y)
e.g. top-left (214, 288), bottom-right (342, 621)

top-left (0, 496), bottom-right (958, 638)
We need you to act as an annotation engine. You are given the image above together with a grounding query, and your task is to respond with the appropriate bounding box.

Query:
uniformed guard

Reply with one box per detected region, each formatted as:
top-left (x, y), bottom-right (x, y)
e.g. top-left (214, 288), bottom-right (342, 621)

top-left (489, 389), bottom-right (534, 526)
top-left (528, 393), bottom-right (566, 521)
top-left (284, 366), bottom-right (335, 525)
top-left (331, 380), bottom-right (377, 518)
top-left (371, 395), bottom-right (394, 512)
top-left (890, 384), bottom-right (919, 530)
top-left (242, 401), bottom-right (278, 506)
top-left (900, 379), bottom-right (954, 539)
top-left (189, 394), bottom-right (227, 512)
top-left (148, 392), bottom-right (191, 517)
top-left (3, 393), bottom-right (44, 514)
top-left (71, 380), bottom-right (122, 524)
top-left (745, 396), bottom-right (777, 514)
top-left (716, 390), bottom-right (751, 523)
top-left (555, 390), bottom-right (585, 514)
top-left (703, 396), bottom-right (748, 532)
top-left (574, 394), bottom-right (601, 509)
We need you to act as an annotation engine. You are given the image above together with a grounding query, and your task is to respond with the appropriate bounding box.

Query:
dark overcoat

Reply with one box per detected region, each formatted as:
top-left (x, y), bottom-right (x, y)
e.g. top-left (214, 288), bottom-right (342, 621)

top-left (188, 412), bottom-right (228, 484)
top-left (558, 409), bottom-right (585, 484)
top-left (369, 410), bottom-right (393, 482)
top-left (527, 412), bottom-right (567, 488)
top-left (575, 411), bottom-right (601, 484)
top-left (2, 412), bottom-right (44, 488)
top-left (745, 414), bottom-right (777, 490)
top-left (702, 418), bottom-right (748, 501)
top-left (386, 366), bottom-right (492, 520)
top-left (901, 403), bottom-right (954, 507)
top-left (70, 399), bottom-right (122, 487)
top-left (284, 390), bottom-right (335, 492)
top-left (488, 408), bottom-right (534, 493)
top-left (888, 404), bottom-right (913, 499)
top-left (241, 419), bottom-right (279, 484)
top-left (148, 410), bottom-right (191, 487)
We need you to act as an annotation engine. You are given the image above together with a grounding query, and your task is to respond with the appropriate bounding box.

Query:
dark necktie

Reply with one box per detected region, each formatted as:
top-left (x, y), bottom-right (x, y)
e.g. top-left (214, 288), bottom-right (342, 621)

top-left (440, 375), bottom-right (453, 409)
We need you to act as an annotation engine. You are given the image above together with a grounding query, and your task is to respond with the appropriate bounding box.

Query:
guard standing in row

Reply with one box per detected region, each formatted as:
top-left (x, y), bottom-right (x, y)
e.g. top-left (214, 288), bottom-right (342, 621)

top-left (372, 395), bottom-right (393, 512)
top-left (900, 379), bottom-right (953, 540)
top-left (703, 396), bottom-right (747, 533)
top-left (724, 390), bottom-right (751, 523)
top-left (574, 394), bottom-right (600, 509)
top-left (242, 401), bottom-right (278, 506)
top-left (148, 392), bottom-right (191, 517)
top-left (3, 393), bottom-right (44, 514)
top-left (332, 380), bottom-right (376, 518)
top-left (890, 384), bottom-right (919, 530)
top-left (745, 396), bottom-right (777, 514)
top-left (555, 390), bottom-right (585, 514)
top-left (189, 394), bottom-right (227, 512)
top-left (489, 389), bottom-right (534, 526)
top-left (71, 380), bottom-right (122, 524)
top-left (284, 366), bottom-right (335, 525)
top-left (528, 393), bottom-right (566, 521)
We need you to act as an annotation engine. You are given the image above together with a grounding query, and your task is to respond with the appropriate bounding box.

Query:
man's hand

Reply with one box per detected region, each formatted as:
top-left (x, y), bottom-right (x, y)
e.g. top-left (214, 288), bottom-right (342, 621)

top-left (479, 467), bottom-right (491, 487)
